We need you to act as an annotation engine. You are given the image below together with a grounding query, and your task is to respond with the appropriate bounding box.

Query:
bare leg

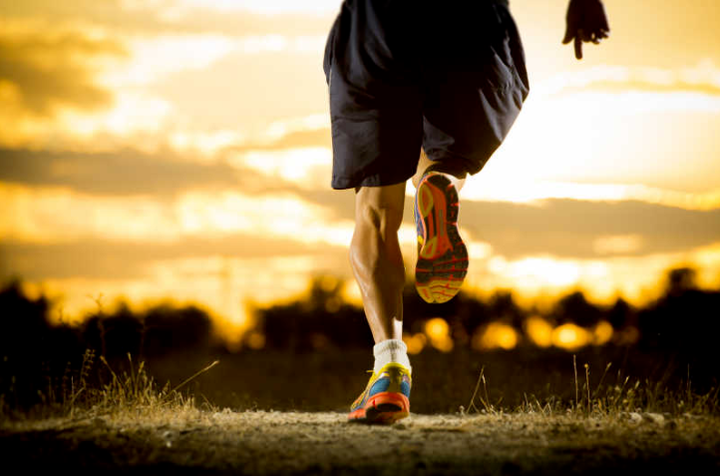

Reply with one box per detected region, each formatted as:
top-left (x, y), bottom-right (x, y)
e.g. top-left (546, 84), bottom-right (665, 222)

top-left (411, 149), bottom-right (466, 191)
top-left (350, 183), bottom-right (406, 343)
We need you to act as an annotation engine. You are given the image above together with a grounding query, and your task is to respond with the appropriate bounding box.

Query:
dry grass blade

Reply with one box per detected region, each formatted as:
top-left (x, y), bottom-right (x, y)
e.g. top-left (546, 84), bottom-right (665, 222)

top-left (171, 360), bottom-right (220, 394)
top-left (585, 363), bottom-right (591, 415)
top-left (467, 366), bottom-right (485, 414)
top-left (573, 355), bottom-right (579, 412)
top-left (594, 362), bottom-right (612, 399)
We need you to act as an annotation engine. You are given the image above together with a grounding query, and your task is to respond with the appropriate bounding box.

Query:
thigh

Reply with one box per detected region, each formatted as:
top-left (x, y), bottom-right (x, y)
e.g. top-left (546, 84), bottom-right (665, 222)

top-left (421, 1), bottom-right (529, 177)
top-left (326, 0), bottom-right (424, 190)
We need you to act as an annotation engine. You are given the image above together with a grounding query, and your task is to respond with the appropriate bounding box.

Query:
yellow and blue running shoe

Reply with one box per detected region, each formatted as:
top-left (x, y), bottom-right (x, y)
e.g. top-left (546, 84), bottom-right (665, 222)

top-left (348, 363), bottom-right (411, 424)
top-left (414, 172), bottom-right (468, 303)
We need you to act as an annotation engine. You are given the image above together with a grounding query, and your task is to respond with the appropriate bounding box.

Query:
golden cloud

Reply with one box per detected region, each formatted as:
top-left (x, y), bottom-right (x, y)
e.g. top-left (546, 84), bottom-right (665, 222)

top-left (0, 27), bottom-right (127, 116)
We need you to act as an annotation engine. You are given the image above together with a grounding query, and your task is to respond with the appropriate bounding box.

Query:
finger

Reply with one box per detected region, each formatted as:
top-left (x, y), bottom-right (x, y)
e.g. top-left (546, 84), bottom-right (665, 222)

top-left (599, 10), bottom-right (610, 32)
top-left (595, 3), bottom-right (610, 32)
top-left (593, 28), bottom-right (609, 42)
top-left (574, 35), bottom-right (583, 60)
top-left (563, 4), bottom-right (579, 44)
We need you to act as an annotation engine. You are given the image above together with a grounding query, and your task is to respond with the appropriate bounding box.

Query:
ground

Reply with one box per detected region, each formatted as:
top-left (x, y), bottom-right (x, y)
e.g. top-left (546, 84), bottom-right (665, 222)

top-left (2, 410), bottom-right (719, 475)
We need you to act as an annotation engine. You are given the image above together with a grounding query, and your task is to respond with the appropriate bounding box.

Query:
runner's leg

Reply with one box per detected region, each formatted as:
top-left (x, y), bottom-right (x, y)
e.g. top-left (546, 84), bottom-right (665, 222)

top-left (347, 182), bottom-right (412, 423)
top-left (350, 183), bottom-right (406, 343)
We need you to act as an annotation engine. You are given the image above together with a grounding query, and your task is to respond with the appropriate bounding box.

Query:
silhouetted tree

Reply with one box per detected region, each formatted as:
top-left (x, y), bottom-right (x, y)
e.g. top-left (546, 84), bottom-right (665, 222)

top-left (143, 304), bottom-right (213, 357)
top-left (637, 267), bottom-right (720, 389)
top-left (605, 297), bottom-right (635, 330)
top-left (0, 281), bottom-right (51, 359)
top-left (260, 279), bottom-right (536, 351)
top-left (487, 291), bottom-right (526, 328)
top-left (449, 293), bottom-right (493, 343)
top-left (553, 290), bottom-right (604, 327)
top-left (258, 277), bottom-right (370, 351)
top-left (402, 282), bottom-right (465, 331)
top-left (0, 282), bottom-right (82, 409)
top-left (666, 267), bottom-right (698, 296)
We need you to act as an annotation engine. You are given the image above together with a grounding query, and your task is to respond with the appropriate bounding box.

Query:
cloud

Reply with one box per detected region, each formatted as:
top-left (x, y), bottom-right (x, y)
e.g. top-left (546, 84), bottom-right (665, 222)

top-left (155, 13), bottom-right (333, 37)
top-left (476, 80), bottom-right (720, 198)
top-left (169, 0), bottom-right (339, 15)
top-left (144, 47), bottom-right (329, 133)
top-left (0, 182), bottom-right (356, 251)
top-left (0, 29), bottom-right (126, 116)
top-left (0, 0), bottom-right (335, 37)
top-left (289, 188), bottom-right (355, 222)
top-left (592, 235), bottom-right (644, 255)
top-left (0, 0), bottom-right (126, 20)
top-left (228, 148), bottom-right (332, 191)
top-left (456, 199), bottom-right (720, 259)
top-left (0, 147), bottom-right (299, 196)
top-left (0, 234), bottom-right (339, 281)
top-left (249, 128), bottom-right (331, 151)
top-left (536, 62), bottom-right (720, 98)
top-left (0, 14), bottom-right (330, 149)
top-left (292, 189), bottom-right (720, 260)
top-left (4, 144), bottom-right (718, 262)
top-left (462, 180), bottom-right (720, 211)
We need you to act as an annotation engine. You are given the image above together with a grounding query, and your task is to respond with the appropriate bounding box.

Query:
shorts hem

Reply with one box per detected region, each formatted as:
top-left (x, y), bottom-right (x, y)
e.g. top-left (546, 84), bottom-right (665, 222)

top-left (331, 169), bottom-right (414, 190)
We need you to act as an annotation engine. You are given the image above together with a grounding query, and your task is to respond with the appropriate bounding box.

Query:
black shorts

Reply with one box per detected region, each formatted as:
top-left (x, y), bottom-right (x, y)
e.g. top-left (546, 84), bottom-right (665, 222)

top-left (324, 0), bottom-right (529, 190)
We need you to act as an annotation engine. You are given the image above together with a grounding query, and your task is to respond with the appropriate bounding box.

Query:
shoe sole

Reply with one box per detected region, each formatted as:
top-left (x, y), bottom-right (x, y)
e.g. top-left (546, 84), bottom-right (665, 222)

top-left (415, 174), bottom-right (468, 303)
top-left (348, 392), bottom-right (410, 424)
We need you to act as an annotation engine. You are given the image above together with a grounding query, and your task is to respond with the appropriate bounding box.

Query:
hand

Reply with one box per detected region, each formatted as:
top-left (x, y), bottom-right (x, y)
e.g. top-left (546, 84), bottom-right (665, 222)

top-left (562, 0), bottom-right (610, 60)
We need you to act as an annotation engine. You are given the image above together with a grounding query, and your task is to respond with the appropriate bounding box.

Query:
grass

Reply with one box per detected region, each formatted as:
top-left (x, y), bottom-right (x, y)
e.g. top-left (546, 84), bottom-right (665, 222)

top-left (2, 347), bottom-right (718, 424)
top-left (463, 354), bottom-right (719, 419)
top-left (1, 350), bottom-right (220, 423)
top-left (2, 348), bottom-right (718, 475)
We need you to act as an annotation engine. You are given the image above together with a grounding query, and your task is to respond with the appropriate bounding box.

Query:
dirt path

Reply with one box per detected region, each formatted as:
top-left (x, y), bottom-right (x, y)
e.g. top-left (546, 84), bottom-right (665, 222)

top-left (2, 411), bottom-right (719, 475)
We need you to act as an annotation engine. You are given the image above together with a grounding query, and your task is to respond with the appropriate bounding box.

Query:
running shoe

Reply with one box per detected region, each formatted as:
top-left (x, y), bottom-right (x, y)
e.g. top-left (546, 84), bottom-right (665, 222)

top-left (347, 363), bottom-right (411, 424)
top-left (414, 172), bottom-right (468, 303)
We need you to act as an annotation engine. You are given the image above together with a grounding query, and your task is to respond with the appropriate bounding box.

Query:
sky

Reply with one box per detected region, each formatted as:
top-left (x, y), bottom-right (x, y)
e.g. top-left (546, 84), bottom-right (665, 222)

top-left (1, 0), bottom-right (720, 343)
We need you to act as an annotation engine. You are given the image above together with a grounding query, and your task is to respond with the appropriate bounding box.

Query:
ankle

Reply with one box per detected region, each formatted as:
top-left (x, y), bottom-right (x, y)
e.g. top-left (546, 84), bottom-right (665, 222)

top-left (373, 339), bottom-right (411, 374)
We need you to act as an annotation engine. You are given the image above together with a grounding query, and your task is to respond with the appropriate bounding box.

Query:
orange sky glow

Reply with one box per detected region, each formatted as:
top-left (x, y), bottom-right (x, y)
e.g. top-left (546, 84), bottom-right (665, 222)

top-left (1, 0), bottom-right (720, 346)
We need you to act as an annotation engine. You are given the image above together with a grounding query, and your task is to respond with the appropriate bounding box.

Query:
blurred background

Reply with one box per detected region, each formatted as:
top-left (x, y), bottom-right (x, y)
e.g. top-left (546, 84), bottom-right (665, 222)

top-left (1, 0), bottom-right (719, 413)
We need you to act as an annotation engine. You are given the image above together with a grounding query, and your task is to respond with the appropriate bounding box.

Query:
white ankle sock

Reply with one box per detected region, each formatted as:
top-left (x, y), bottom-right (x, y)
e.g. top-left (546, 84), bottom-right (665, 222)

top-left (373, 339), bottom-right (411, 374)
